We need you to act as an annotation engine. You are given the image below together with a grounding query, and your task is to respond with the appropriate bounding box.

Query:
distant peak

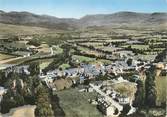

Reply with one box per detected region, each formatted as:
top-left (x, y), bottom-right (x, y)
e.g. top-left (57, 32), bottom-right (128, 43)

top-left (151, 12), bottom-right (167, 15)
top-left (0, 10), bottom-right (5, 13)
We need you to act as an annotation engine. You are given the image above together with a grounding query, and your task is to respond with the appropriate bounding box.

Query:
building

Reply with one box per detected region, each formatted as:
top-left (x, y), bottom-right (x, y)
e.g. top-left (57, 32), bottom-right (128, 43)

top-left (0, 86), bottom-right (7, 103)
top-left (97, 97), bottom-right (117, 116)
top-left (117, 95), bottom-right (130, 105)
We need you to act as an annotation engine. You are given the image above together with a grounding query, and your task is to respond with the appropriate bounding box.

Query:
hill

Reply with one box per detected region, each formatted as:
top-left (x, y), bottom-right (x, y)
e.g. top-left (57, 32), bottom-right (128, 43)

top-left (0, 10), bottom-right (166, 30)
top-left (78, 12), bottom-right (167, 28)
top-left (0, 11), bottom-right (76, 30)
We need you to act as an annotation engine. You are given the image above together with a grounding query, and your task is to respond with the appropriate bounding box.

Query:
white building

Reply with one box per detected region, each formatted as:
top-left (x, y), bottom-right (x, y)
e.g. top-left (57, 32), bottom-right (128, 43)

top-left (118, 95), bottom-right (130, 105)
top-left (0, 86), bottom-right (7, 103)
top-left (97, 97), bottom-right (116, 116)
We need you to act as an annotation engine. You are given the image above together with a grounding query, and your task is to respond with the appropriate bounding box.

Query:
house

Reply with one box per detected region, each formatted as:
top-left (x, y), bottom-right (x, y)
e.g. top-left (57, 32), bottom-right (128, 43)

top-left (79, 76), bottom-right (85, 84)
top-left (14, 65), bottom-right (30, 75)
top-left (97, 97), bottom-right (117, 116)
top-left (3, 65), bottom-right (30, 76)
top-left (82, 64), bottom-right (103, 77)
top-left (47, 69), bottom-right (62, 77)
top-left (0, 86), bottom-right (7, 103)
top-left (105, 64), bottom-right (122, 76)
top-left (117, 95), bottom-right (130, 105)
top-left (27, 45), bottom-right (38, 50)
top-left (86, 87), bottom-right (94, 92)
top-left (164, 64), bottom-right (167, 72)
top-left (64, 68), bottom-right (80, 77)
top-left (21, 36), bottom-right (33, 40)
top-left (109, 90), bottom-right (117, 99)
top-left (131, 59), bottom-right (141, 67)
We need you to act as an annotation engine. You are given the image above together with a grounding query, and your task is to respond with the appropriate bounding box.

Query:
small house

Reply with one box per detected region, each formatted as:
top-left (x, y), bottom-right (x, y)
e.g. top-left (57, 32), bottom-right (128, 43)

top-left (0, 86), bottom-right (7, 102)
top-left (97, 97), bottom-right (116, 116)
top-left (117, 95), bottom-right (130, 105)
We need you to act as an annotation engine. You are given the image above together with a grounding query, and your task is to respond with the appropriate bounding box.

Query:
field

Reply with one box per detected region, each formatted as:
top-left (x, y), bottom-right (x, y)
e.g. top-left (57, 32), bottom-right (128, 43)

top-left (96, 46), bottom-right (119, 52)
top-left (134, 54), bottom-right (157, 61)
top-left (0, 53), bottom-right (16, 61)
top-left (4, 57), bottom-right (30, 64)
top-left (0, 23), bottom-right (58, 35)
top-left (31, 58), bottom-right (54, 70)
top-left (72, 55), bottom-right (96, 62)
top-left (78, 46), bottom-right (90, 51)
top-left (1, 105), bottom-right (36, 117)
top-left (131, 45), bottom-right (149, 49)
top-left (59, 63), bottom-right (71, 70)
top-left (93, 59), bottom-right (113, 65)
top-left (56, 88), bottom-right (102, 117)
top-left (155, 76), bottom-right (166, 105)
top-left (52, 45), bottom-right (63, 54)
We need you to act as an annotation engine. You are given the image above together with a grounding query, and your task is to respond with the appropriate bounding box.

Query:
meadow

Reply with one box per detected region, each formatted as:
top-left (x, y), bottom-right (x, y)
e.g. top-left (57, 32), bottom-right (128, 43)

top-left (56, 88), bottom-right (102, 117)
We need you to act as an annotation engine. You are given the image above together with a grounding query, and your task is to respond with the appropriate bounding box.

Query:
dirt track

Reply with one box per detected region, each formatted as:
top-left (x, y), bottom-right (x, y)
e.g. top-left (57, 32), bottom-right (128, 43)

top-left (0, 57), bottom-right (24, 64)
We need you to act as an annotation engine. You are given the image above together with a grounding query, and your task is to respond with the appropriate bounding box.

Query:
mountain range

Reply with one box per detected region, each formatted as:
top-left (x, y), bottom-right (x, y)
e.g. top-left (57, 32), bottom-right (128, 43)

top-left (0, 10), bottom-right (166, 30)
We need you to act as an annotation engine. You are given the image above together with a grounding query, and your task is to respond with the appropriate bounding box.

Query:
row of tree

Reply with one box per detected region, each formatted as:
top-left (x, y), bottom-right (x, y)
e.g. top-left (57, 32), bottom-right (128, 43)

top-left (0, 62), bottom-right (55, 116)
top-left (133, 66), bottom-right (157, 109)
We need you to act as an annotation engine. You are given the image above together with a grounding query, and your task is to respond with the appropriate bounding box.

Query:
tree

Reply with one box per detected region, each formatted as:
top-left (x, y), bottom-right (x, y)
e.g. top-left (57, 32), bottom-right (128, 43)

top-left (14, 92), bottom-right (25, 106)
top-left (96, 74), bottom-right (108, 81)
top-left (28, 38), bottom-right (41, 47)
top-left (121, 104), bottom-right (131, 115)
top-left (0, 70), bottom-right (6, 85)
top-left (0, 89), bottom-right (25, 113)
top-left (154, 48), bottom-right (167, 62)
top-left (127, 58), bottom-right (133, 66)
top-left (133, 80), bottom-right (145, 108)
top-left (145, 67), bottom-right (157, 107)
top-left (28, 62), bottom-right (40, 76)
top-left (1, 89), bottom-right (14, 113)
top-left (35, 85), bottom-right (54, 116)
top-left (4, 73), bottom-right (19, 89)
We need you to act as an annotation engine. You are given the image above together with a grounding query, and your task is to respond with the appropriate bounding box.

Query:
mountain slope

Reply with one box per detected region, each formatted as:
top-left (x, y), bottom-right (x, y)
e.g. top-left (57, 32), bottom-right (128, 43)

top-left (0, 11), bottom-right (76, 30)
top-left (78, 12), bottom-right (167, 27)
top-left (0, 11), bottom-right (166, 30)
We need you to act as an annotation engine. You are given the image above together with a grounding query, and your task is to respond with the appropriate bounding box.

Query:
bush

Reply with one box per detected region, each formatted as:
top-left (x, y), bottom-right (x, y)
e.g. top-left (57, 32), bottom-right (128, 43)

top-left (28, 39), bottom-right (41, 47)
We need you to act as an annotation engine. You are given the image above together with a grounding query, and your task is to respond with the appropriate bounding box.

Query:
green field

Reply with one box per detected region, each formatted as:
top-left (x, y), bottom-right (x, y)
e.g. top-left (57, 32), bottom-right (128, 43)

top-left (81, 42), bottom-right (103, 46)
top-left (131, 45), bottom-right (149, 49)
top-left (52, 45), bottom-right (63, 54)
top-left (96, 46), bottom-right (116, 52)
top-left (38, 59), bottom-right (54, 70)
top-left (134, 54), bottom-right (157, 61)
top-left (121, 44), bottom-right (149, 50)
top-left (59, 63), bottom-right (71, 70)
top-left (56, 88), bottom-right (102, 117)
top-left (91, 59), bottom-right (112, 65)
top-left (72, 55), bottom-right (95, 62)
top-left (78, 46), bottom-right (90, 51)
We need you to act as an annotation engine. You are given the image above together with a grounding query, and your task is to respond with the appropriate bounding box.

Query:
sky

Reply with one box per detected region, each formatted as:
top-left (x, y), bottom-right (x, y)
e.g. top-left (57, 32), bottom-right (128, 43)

top-left (0, 0), bottom-right (167, 18)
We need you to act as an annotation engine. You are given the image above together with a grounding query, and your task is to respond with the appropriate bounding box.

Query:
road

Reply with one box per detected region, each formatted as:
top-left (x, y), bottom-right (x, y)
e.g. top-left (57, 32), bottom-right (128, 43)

top-left (0, 57), bottom-right (25, 64)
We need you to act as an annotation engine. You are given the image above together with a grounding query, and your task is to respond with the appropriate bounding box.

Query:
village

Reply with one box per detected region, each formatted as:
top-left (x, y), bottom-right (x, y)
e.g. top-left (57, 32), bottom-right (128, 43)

top-left (0, 27), bottom-right (166, 117)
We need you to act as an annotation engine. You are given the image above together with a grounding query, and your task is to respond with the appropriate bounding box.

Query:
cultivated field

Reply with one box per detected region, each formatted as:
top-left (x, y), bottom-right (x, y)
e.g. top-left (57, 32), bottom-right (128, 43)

top-left (56, 88), bottom-right (102, 117)
top-left (155, 76), bottom-right (166, 105)
top-left (0, 23), bottom-right (58, 35)
top-left (0, 53), bottom-right (16, 61)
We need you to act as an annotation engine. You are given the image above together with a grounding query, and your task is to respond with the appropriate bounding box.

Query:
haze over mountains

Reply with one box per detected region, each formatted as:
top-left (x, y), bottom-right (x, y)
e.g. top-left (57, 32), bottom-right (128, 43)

top-left (0, 10), bottom-right (166, 30)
